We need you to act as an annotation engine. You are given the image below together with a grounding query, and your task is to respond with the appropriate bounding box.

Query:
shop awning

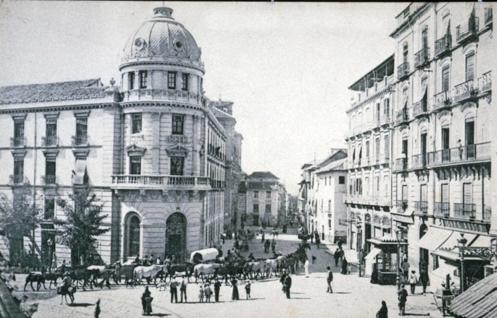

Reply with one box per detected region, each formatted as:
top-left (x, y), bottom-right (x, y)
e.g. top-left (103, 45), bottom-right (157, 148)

top-left (343, 249), bottom-right (359, 264)
top-left (450, 273), bottom-right (497, 318)
top-left (418, 227), bottom-right (452, 251)
top-left (439, 232), bottom-right (477, 251)
top-left (391, 208), bottom-right (414, 224)
top-left (429, 261), bottom-right (458, 293)
top-left (471, 235), bottom-right (493, 247)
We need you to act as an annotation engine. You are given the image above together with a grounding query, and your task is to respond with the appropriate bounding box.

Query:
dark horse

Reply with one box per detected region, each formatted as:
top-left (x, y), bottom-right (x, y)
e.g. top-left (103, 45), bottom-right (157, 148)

top-left (24, 272), bottom-right (46, 291)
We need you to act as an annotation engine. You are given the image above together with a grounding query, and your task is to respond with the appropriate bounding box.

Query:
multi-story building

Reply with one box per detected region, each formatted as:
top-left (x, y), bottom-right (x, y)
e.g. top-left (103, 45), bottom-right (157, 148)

top-left (0, 7), bottom-right (234, 265)
top-left (242, 171), bottom-right (285, 227)
top-left (209, 99), bottom-right (243, 236)
top-left (390, 2), bottom-right (494, 289)
top-left (345, 56), bottom-right (395, 256)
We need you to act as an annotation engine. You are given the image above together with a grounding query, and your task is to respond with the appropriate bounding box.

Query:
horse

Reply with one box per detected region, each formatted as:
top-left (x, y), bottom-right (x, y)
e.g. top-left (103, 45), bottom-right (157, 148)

top-left (265, 259), bottom-right (278, 278)
top-left (45, 270), bottom-right (63, 289)
top-left (24, 272), bottom-right (46, 291)
top-left (245, 261), bottom-right (265, 280)
top-left (164, 263), bottom-right (194, 282)
top-left (134, 265), bottom-right (163, 285)
top-left (87, 265), bottom-right (113, 289)
top-left (68, 267), bottom-right (91, 291)
top-left (58, 284), bottom-right (76, 305)
top-left (193, 263), bottom-right (221, 283)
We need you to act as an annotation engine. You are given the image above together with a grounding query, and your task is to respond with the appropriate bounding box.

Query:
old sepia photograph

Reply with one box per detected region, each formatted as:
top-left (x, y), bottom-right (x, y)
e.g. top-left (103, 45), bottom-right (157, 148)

top-left (0, 1), bottom-right (495, 317)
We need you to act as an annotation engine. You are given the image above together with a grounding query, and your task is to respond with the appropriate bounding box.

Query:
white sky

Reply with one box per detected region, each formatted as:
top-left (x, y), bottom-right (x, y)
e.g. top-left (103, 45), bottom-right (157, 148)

top-left (0, 1), bottom-right (407, 194)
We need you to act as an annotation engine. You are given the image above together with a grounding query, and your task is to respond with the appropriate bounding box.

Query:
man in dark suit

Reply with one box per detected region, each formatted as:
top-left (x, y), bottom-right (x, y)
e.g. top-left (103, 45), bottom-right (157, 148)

top-left (284, 273), bottom-right (292, 299)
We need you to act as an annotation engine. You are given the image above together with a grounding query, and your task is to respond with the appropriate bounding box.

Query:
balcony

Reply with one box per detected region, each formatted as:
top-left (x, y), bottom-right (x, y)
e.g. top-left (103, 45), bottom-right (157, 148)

top-left (42, 175), bottom-right (57, 185)
top-left (434, 202), bottom-right (450, 218)
top-left (395, 199), bottom-right (408, 211)
top-left (9, 175), bottom-right (25, 185)
top-left (484, 7), bottom-right (493, 28)
top-left (412, 98), bottom-right (429, 118)
top-left (111, 175), bottom-right (211, 191)
top-left (479, 71), bottom-right (492, 93)
top-left (453, 79), bottom-right (478, 104)
top-left (411, 153), bottom-right (427, 170)
top-left (394, 108), bottom-right (410, 126)
top-left (427, 142), bottom-right (491, 167)
top-left (414, 47), bottom-right (430, 69)
top-left (123, 89), bottom-right (202, 104)
top-left (453, 203), bottom-right (476, 220)
top-left (397, 62), bottom-right (410, 81)
top-left (211, 180), bottom-right (226, 189)
top-left (10, 136), bottom-right (26, 147)
top-left (434, 34), bottom-right (452, 59)
top-left (456, 16), bottom-right (479, 44)
top-left (166, 135), bottom-right (189, 144)
top-left (72, 135), bottom-right (88, 146)
top-left (414, 201), bottom-right (428, 214)
top-left (42, 136), bottom-right (59, 147)
top-left (433, 91), bottom-right (452, 112)
top-left (394, 158), bottom-right (408, 172)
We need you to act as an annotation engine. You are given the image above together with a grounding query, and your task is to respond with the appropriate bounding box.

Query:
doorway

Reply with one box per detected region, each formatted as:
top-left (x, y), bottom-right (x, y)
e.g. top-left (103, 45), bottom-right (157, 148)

top-left (165, 213), bottom-right (187, 263)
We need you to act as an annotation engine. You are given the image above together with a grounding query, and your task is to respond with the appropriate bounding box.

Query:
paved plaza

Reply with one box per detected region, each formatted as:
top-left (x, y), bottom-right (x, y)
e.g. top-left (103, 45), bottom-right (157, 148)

top-left (9, 234), bottom-right (443, 318)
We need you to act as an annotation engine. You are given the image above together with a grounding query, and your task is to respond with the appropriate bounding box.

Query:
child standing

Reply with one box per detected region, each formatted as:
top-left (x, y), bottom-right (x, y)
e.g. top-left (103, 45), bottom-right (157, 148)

top-left (245, 280), bottom-right (251, 299)
top-left (204, 284), bottom-right (212, 303)
top-left (198, 284), bottom-right (204, 303)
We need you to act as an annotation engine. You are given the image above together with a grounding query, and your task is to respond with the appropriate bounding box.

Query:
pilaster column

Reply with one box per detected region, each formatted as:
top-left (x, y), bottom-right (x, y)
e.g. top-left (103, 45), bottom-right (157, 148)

top-left (151, 112), bottom-right (161, 174)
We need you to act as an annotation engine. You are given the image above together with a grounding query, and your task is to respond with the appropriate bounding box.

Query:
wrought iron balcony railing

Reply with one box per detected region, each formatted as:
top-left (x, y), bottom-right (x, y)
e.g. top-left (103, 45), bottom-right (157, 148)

top-left (9, 174), bottom-right (25, 185)
top-left (479, 71), bottom-right (492, 93)
top-left (395, 108), bottom-right (410, 125)
top-left (72, 135), bottom-right (88, 146)
top-left (453, 79), bottom-right (478, 103)
top-left (456, 16), bottom-right (479, 44)
top-left (397, 62), bottom-right (410, 81)
top-left (411, 153), bottom-right (427, 170)
top-left (166, 135), bottom-right (189, 144)
top-left (413, 98), bottom-right (429, 118)
top-left (42, 136), bottom-right (58, 147)
top-left (433, 90), bottom-right (452, 111)
top-left (10, 136), bottom-right (26, 147)
top-left (414, 201), bottom-right (428, 214)
top-left (42, 175), bottom-right (57, 185)
top-left (434, 34), bottom-right (452, 59)
top-left (394, 158), bottom-right (408, 171)
top-left (111, 175), bottom-right (211, 189)
top-left (453, 203), bottom-right (476, 220)
top-left (434, 202), bottom-right (450, 218)
top-left (414, 47), bottom-right (430, 68)
top-left (427, 142), bottom-right (491, 166)
top-left (396, 199), bottom-right (408, 211)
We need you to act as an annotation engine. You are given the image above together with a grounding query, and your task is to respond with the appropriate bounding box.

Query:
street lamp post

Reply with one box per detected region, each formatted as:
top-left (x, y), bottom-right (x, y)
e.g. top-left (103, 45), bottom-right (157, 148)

top-left (458, 233), bottom-right (468, 293)
top-left (396, 228), bottom-right (402, 291)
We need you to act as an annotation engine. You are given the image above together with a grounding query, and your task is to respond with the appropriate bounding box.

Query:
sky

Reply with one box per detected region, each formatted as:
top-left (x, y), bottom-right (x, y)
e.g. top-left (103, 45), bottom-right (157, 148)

top-left (0, 1), bottom-right (407, 194)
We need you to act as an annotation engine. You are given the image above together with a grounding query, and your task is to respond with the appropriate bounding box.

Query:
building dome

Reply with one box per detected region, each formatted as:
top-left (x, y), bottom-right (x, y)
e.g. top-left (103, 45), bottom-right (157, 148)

top-left (120, 7), bottom-right (203, 72)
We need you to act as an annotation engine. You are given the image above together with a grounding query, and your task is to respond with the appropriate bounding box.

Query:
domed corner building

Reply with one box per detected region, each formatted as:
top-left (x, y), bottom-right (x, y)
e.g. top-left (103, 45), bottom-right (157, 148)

top-left (0, 7), bottom-right (232, 266)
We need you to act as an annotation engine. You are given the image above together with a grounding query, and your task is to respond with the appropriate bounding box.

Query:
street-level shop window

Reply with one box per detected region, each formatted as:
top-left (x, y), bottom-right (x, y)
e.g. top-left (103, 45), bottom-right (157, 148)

top-left (131, 113), bottom-right (142, 134)
top-left (170, 156), bottom-right (184, 176)
top-left (129, 156), bottom-right (141, 175)
top-left (172, 114), bottom-right (184, 135)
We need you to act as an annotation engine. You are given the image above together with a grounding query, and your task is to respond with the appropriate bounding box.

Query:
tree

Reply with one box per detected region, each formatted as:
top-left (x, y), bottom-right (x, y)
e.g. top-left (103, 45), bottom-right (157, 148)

top-left (57, 186), bottom-right (109, 267)
top-left (0, 185), bottom-right (43, 265)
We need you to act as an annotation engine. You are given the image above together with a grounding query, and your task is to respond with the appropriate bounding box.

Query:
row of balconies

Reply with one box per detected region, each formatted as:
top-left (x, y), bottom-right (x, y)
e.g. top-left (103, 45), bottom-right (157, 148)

top-left (394, 71), bottom-right (491, 125)
top-left (394, 142), bottom-right (491, 172)
top-left (9, 174), bottom-right (57, 186)
top-left (122, 88), bottom-right (202, 104)
top-left (410, 200), bottom-right (492, 223)
top-left (9, 135), bottom-right (89, 148)
top-left (346, 194), bottom-right (390, 206)
top-left (348, 154), bottom-right (390, 170)
top-left (349, 75), bottom-right (394, 107)
top-left (347, 116), bottom-right (392, 139)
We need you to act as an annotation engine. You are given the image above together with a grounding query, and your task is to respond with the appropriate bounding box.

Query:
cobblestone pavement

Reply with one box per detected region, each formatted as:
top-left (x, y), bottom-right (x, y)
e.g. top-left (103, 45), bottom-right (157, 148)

top-left (13, 234), bottom-right (443, 318)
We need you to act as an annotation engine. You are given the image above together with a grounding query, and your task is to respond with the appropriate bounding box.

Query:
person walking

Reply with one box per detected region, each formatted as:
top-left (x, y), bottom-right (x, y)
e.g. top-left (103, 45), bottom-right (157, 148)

top-left (244, 280), bottom-right (251, 299)
top-left (264, 239), bottom-right (270, 253)
top-left (401, 260), bottom-right (410, 282)
top-left (398, 284), bottom-right (408, 316)
top-left (280, 269), bottom-right (288, 294)
top-left (419, 269), bottom-right (429, 295)
top-left (283, 273), bottom-right (292, 299)
top-left (409, 270), bottom-right (418, 295)
top-left (334, 249), bottom-right (340, 267)
top-left (169, 278), bottom-right (178, 303)
top-left (271, 239), bottom-right (276, 254)
top-left (180, 277), bottom-right (188, 303)
top-left (341, 257), bottom-right (348, 275)
top-left (141, 286), bottom-right (152, 315)
top-left (94, 299), bottom-right (101, 318)
top-left (376, 300), bottom-right (388, 318)
top-left (326, 266), bottom-right (333, 293)
top-left (231, 277), bottom-right (240, 301)
top-left (261, 231), bottom-right (265, 244)
top-left (304, 259), bottom-right (310, 277)
top-left (214, 278), bottom-right (222, 302)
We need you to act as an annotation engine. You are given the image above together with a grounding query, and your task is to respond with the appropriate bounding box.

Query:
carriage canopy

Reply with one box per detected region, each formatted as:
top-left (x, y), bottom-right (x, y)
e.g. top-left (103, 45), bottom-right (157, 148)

top-left (190, 248), bottom-right (219, 264)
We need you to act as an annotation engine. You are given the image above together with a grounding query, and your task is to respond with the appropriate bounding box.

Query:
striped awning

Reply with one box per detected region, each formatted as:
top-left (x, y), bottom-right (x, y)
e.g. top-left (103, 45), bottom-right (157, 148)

top-left (419, 227), bottom-right (452, 251)
top-left (450, 273), bottom-right (497, 318)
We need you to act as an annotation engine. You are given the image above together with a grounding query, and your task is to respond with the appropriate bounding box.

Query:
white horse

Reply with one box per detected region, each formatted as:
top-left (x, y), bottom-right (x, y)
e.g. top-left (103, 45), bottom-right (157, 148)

top-left (265, 259), bottom-right (278, 278)
top-left (193, 263), bottom-right (221, 282)
top-left (134, 265), bottom-right (163, 284)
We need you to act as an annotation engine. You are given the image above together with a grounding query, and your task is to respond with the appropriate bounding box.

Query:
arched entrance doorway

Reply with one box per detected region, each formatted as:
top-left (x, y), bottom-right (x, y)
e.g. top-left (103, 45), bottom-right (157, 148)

top-left (124, 212), bottom-right (141, 260)
top-left (165, 212), bottom-right (187, 263)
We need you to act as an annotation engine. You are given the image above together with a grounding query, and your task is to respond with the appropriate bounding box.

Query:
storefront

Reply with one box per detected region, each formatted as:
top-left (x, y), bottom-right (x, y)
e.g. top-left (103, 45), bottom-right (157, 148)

top-left (365, 236), bottom-right (408, 285)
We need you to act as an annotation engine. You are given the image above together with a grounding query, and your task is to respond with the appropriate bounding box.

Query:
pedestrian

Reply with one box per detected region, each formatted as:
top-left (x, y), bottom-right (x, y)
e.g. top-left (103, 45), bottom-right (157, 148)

top-left (264, 239), bottom-right (270, 253)
top-left (398, 284), bottom-right (408, 316)
top-left (304, 259), bottom-right (310, 277)
top-left (283, 272), bottom-right (292, 299)
top-left (180, 277), bottom-right (188, 303)
top-left (419, 269), bottom-right (429, 295)
top-left (326, 266), bottom-right (333, 293)
top-left (401, 260), bottom-right (410, 282)
top-left (315, 235), bottom-right (320, 249)
top-left (204, 284), bottom-right (212, 302)
top-left (271, 239), bottom-right (276, 254)
top-left (280, 269), bottom-right (288, 294)
top-left (376, 300), bottom-right (388, 318)
top-left (231, 277), bottom-right (239, 300)
top-left (245, 280), bottom-right (251, 299)
top-left (214, 278), bottom-right (222, 302)
top-left (94, 299), bottom-right (101, 318)
top-left (141, 286), bottom-right (151, 315)
top-left (334, 249), bottom-right (340, 267)
top-left (198, 284), bottom-right (204, 303)
top-left (60, 259), bottom-right (66, 275)
top-left (169, 278), bottom-right (178, 303)
top-left (409, 270), bottom-right (418, 295)
top-left (341, 257), bottom-right (348, 275)
top-left (261, 232), bottom-right (265, 243)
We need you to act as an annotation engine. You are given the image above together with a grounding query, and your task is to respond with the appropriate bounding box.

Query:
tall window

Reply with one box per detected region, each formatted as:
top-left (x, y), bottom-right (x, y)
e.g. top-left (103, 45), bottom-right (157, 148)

top-left (441, 66), bottom-right (450, 92)
top-left (365, 140), bottom-right (370, 159)
top-left (44, 198), bottom-right (55, 219)
top-left (168, 71), bottom-right (177, 89)
top-left (172, 114), bottom-right (184, 135)
top-left (384, 99), bottom-right (390, 119)
top-left (13, 159), bottom-right (23, 183)
top-left (129, 156), bottom-right (141, 175)
top-left (421, 27), bottom-right (428, 49)
top-left (126, 214), bottom-right (140, 257)
top-left (128, 72), bottom-right (135, 90)
top-left (76, 118), bottom-right (88, 144)
top-left (384, 135), bottom-right (390, 161)
top-left (46, 121), bottom-right (57, 145)
top-left (465, 52), bottom-right (475, 82)
top-left (403, 43), bottom-right (408, 63)
top-left (253, 204), bottom-right (259, 213)
top-left (265, 204), bottom-right (271, 213)
top-left (266, 191), bottom-right (271, 199)
top-left (463, 183), bottom-right (473, 206)
top-left (465, 120), bottom-right (475, 158)
top-left (131, 113), bottom-right (142, 134)
top-left (181, 73), bottom-right (189, 91)
top-left (339, 176), bottom-right (345, 184)
top-left (376, 103), bottom-right (381, 122)
top-left (13, 121), bottom-right (24, 146)
top-left (375, 137), bottom-right (380, 163)
top-left (45, 159), bottom-right (56, 184)
top-left (401, 184), bottom-right (408, 203)
top-left (139, 71), bottom-right (147, 89)
top-left (254, 191), bottom-right (259, 199)
top-left (170, 156), bottom-right (184, 175)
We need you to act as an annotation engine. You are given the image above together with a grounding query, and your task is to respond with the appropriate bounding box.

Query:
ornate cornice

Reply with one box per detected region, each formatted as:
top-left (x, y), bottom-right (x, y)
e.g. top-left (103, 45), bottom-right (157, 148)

top-left (165, 144), bottom-right (189, 157)
top-left (126, 144), bottom-right (147, 157)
